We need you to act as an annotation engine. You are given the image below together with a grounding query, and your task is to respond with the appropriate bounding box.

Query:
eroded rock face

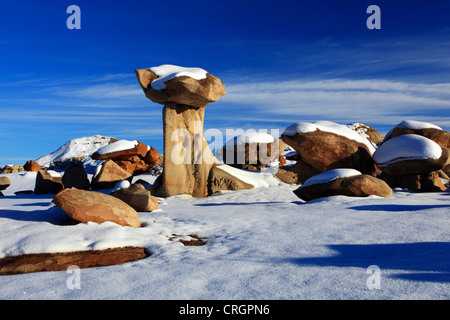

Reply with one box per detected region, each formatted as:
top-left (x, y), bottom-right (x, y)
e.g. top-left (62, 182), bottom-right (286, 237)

top-left (136, 64), bottom-right (238, 198)
top-left (293, 173), bottom-right (392, 202)
top-left (53, 188), bottom-right (141, 228)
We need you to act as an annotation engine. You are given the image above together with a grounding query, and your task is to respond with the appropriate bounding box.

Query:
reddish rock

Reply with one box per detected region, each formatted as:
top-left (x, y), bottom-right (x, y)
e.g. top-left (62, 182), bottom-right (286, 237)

top-left (91, 141), bottom-right (148, 161)
top-left (293, 173), bottom-right (392, 202)
top-left (53, 188), bottom-right (141, 227)
top-left (281, 130), bottom-right (376, 183)
top-left (0, 247), bottom-right (147, 275)
top-left (23, 160), bottom-right (41, 172)
top-left (144, 146), bottom-right (162, 164)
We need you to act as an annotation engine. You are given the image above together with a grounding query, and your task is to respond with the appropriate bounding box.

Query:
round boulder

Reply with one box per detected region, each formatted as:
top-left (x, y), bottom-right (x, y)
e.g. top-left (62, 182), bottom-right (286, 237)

top-left (293, 169), bottom-right (392, 202)
top-left (53, 188), bottom-right (141, 228)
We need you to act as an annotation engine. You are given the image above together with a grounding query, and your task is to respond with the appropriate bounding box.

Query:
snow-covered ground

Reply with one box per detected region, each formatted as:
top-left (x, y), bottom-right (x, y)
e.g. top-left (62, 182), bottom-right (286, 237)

top-left (0, 170), bottom-right (449, 300)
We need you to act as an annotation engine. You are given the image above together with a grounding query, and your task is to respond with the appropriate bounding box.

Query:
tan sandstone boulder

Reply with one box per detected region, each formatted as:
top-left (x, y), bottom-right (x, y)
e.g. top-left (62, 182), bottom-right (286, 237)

top-left (110, 183), bottom-right (159, 212)
top-left (91, 160), bottom-right (132, 190)
top-left (53, 188), bottom-right (141, 228)
top-left (293, 169), bottom-right (392, 202)
top-left (0, 176), bottom-right (11, 192)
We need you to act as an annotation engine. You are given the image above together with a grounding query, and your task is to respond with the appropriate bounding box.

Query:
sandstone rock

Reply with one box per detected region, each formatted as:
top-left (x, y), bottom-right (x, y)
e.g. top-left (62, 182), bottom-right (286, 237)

top-left (281, 122), bottom-right (376, 183)
top-left (0, 176), bottom-right (11, 191)
top-left (373, 134), bottom-right (449, 176)
top-left (0, 247), bottom-right (147, 275)
top-left (378, 171), bottom-right (447, 192)
top-left (383, 120), bottom-right (450, 148)
top-left (347, 122), bottom-right (384, 147)
top-left (1, 165), bottom-right (23, 174)
top-left (34, 171), bottom-right (64, 195)
top-left (208, 165), bottom-right (254, 195)
top-left (53, 188), bottom-right (141, 227)
top-left (110, 183), bottom-right (159, 212)
top-left (135, 65), bottom-right (226, 108)
top-left (91, 160), bottom-right (132, 190)
top-left (91, 140), bottom-right (148, 161)
top-left (220, 133), bottom-right (285, 170)
top-left (293, 169), bottom-right (392, 202)
top-left (62, 165), bottom-right (90, 190)
top-left (136, 64), bottom-right (227, 198)
top-left (23, 160), bottom-right (41, 172)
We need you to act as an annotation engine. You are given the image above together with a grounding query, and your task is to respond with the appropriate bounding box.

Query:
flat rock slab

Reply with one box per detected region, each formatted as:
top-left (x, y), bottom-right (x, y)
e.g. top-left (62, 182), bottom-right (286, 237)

top-left (0, 246), bottom-right (148, 275)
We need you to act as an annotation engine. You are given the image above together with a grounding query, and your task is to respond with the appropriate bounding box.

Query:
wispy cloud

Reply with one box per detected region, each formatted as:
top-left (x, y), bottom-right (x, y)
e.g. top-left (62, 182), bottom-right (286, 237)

top-left (218, 78), bottom-right (450, 130)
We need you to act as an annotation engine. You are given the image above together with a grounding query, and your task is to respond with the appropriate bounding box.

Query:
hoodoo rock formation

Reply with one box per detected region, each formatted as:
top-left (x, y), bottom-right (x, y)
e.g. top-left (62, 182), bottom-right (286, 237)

top-left (135, 64), bottom-right (252, 197)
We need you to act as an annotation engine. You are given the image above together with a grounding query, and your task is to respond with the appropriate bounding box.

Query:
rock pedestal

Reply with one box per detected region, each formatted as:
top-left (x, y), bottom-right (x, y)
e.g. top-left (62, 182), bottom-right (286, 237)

top-left (136, 65), bottom-right (250, 197)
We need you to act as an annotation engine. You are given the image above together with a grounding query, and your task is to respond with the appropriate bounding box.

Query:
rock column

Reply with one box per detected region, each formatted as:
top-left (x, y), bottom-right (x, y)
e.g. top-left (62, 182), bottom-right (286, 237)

top-left (135, 66), bottom-right (226, 197)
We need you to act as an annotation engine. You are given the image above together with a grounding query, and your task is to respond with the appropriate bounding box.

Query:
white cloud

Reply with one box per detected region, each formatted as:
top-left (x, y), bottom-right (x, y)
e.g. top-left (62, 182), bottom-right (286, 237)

top-left (218, 78), bottom-right (450, 130)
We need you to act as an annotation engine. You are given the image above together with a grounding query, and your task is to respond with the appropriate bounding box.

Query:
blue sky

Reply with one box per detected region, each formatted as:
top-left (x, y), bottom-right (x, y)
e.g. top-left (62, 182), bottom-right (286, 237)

top-left (1, 0), bottom-right (450, 166)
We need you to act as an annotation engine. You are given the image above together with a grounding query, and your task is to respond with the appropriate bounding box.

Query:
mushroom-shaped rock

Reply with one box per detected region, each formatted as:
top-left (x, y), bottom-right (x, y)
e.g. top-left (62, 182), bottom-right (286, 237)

top-left (0, 176), bottom-right (11, 191)
top-left (136, 64), bottom-right (239, 198)
top-left (373, 134), bottom-right (449, 176)
top-left (53, 188), bottom-right (141, 228)
top-left (135, 64), bottom-right (226, 108)
top-left (293, 169), bottom-right (392, 202)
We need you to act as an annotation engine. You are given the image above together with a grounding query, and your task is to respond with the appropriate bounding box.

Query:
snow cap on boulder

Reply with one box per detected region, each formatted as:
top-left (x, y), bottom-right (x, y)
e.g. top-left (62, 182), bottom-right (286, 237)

top-left (373, 134), bottom-right (448, 176)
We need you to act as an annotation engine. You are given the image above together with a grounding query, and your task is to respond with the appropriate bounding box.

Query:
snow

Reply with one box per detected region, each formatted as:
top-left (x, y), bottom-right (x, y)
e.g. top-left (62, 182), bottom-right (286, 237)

top-left (0, 171), bottom-right (449, 299)
top-left (0, 135), bottom-right (449, 300)
top-left (373, 134), bottom-right (442, 166)
top-left (225, 132), bottom-right (275, 148)
top-left (396, 120), bottom-right (442, 131)
top-left (214, 164), bottom-right (282, 188)
top-left (96, 139), bottom-right (138, 155)
top-left (35, 135), bottom-right (116, 169)
top-left (283, 121), bottom-right (376, 154)
top-left (300, 169), bottom-right (362, 188)
top-left (149, 64), bottom-right (208, 91)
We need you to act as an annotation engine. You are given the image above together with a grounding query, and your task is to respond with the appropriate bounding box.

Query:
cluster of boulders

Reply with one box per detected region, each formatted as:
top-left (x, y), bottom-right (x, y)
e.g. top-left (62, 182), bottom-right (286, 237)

top-left (373, 121), bottom-right (450, 192)
top-left (279, 120), bottom-right (449, 201)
